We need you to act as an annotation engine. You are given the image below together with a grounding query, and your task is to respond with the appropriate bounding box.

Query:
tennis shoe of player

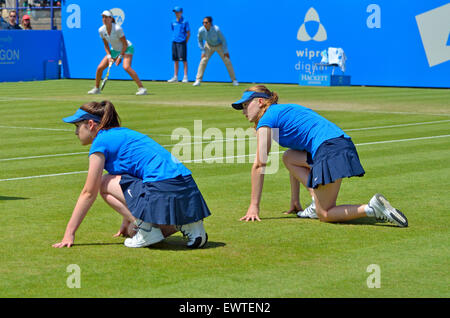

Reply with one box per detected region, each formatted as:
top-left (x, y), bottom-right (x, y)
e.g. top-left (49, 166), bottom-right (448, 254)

top-left (369, 193), bottom-right (408, 227)
top-left (136, 87), bottom-right (148, 95)
top-left (193, 80), bottom-right (201, 86)
top-left (297, 202), bottom-right (318, 219)
top-left (124, 219), bottom-right (165, 248)
top-left (167, 76), bottom-right (178, 83)
top-left (232, 80), bottom-right (239, 86)
top-left (182, 76), bottom-right (189, 83)
top-left (177, 220), bottom-right (208, 248)
top-left (88, 87), bottom-right (101, 94)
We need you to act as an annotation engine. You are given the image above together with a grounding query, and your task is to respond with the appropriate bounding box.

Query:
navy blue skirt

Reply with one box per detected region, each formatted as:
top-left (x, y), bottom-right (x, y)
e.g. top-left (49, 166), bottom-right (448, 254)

top-left (307, 137), bottom-right (365, 189)
top-left (119, 174), bottom-right (211, 225)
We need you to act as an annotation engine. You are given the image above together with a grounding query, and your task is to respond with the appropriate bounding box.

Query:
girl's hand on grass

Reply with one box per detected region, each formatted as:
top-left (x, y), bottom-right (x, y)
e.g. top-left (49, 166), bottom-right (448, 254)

top-left (113, 228), bottom-right (128, 238)
top-left (113, 219), bottom-right (136, 238)
top-left (240, 205), bottom-right (261, 222)
top-left (52, 234), bottom-right (75, 248)
top-left (283, 200), bottom-right (302, 215)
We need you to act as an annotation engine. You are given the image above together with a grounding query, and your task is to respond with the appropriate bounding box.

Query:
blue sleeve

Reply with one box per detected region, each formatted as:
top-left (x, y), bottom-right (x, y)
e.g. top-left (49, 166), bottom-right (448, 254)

top-left (256, 110), bottom-right (276, 130)
top-left (216, 27), bottom-right (228, 53)
top-left (89, 134), bottom-right (108, 156)
top-left (197, 28), bottom-right (205, 52)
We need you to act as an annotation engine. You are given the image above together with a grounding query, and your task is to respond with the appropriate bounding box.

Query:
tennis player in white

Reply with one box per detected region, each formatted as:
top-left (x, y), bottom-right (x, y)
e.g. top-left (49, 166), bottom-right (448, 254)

top-left (88, 10), bottom-right (147, 96)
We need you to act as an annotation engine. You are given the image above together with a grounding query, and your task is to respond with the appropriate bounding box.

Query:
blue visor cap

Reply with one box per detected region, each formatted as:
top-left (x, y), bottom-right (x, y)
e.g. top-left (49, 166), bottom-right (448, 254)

top-left (173, 6), bottom-right (183, 12)
top-left (62, 108), bottom-right (102, 123)
top-left (231, 91), bottom-right (270, 110)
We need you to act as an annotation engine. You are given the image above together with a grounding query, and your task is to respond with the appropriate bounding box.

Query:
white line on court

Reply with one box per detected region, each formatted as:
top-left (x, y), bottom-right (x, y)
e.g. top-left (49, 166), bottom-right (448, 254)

top-left (1, 133), bottom-right (449, 182)
top-left (0, 152), bottom-right (88, 162)
top-left (0, 125), bottom-right (207, 139)
top-left (1, 119), bottom-right (449, 162)
top-left (183, 134), bottom-right (450, 162)
top-left (355, 134), bottom-right (450, 146)
top-left (344, 119), bottom-right (450, 131)
top-left (0, 125), bottom-right (72, 132)
top-left (0, 125), bottom-right (198, 137)
top-left (1, 95), bottom-right (449, 117)
top-left (0, 138), bottom-right (253, 162)
top-left (0, 171), bottom-right (88, 182)
top-left (0, 119), bottom-right (449, 134)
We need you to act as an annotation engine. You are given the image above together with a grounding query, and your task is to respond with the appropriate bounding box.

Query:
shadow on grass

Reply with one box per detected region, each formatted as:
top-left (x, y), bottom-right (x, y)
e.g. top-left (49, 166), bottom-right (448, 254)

top-left (0, 195), bottom-right (29, 201)
top-left (149, 236), bottom-right (226, 251)
top-left (333, 218), bottom-right (400, 227)
top-left (104, 91), bottom-right (156, 96)
top-left (73, 237), bottom-right (226, 250)
top-left (262, 215), bottom-right (300, 221)
top-left (264, 213), bottom-right (399, 227)
top-left (73, 242), bottom-right (124, 246)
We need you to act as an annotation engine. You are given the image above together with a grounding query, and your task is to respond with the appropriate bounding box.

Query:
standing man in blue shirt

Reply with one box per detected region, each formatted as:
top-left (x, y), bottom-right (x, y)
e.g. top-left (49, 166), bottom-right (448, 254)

top-left (168, 6), bottom-right (190, 83)
top-left (193, 16), bottom-right (238, 87)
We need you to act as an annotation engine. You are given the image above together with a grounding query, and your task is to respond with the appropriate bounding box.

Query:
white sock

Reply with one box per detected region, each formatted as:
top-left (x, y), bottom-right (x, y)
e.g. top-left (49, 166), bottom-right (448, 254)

top-left (365, 205), bottom-right (375, 217)
top-left (135, 219), bottom-right (152, 231)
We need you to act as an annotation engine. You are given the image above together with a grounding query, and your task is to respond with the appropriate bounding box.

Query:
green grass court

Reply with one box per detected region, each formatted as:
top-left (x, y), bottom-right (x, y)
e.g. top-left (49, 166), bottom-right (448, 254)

top-left (0, 80), bottom-right (449, 297)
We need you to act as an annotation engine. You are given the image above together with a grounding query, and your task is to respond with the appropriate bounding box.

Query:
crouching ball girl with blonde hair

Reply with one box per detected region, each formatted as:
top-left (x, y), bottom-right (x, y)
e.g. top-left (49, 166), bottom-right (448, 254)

top-left (232, 85), bottom-right (408, 227)
top-left (53, 101), bottom-right (210, 249)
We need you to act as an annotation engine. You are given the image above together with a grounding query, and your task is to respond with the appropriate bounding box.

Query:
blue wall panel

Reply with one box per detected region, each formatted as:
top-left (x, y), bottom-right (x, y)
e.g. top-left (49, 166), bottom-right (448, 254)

top-left (0, 30), bottom-right (63, 82)
top-left (61, 0), bottom-right (450, 87)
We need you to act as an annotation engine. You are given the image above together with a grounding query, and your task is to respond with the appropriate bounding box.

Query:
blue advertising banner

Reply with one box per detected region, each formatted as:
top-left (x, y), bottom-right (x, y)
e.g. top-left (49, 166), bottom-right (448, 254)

top-left (0, 30), bottom-right (64, 82)
top-left (61, 0), bottom-right (450, 87)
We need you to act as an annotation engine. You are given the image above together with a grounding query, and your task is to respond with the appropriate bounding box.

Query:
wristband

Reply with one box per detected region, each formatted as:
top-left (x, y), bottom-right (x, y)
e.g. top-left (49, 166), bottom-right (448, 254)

top-left (118, 54), bottom-right (123, 59)
top-left (106, 54), bottom-right (111, 58)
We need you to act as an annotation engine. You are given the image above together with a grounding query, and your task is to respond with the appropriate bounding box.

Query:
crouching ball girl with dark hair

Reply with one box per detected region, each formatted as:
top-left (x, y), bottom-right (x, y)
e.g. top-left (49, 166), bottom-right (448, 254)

top-left (53, 101), bottom-right (210, 249)
top-left (232, 85), bottom-right (408, 227)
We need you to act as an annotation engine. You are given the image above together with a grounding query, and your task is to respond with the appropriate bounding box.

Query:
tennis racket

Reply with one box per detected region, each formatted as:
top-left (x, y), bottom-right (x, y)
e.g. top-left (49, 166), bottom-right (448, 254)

top-left (100, 60), bottom-right (113, 91)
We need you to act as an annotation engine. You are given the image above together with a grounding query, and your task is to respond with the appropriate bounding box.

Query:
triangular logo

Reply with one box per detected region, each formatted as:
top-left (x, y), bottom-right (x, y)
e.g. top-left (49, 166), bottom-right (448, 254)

top-left (110, 8), bottom-right (125, 26)
top-left (415, 3), bottom-right (450, 67)
top-left (297, 7), bottom-right (327, 42)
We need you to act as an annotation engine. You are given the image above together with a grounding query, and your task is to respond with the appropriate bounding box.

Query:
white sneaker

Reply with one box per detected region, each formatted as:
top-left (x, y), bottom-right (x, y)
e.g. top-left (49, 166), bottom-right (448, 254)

top-left (297, 201), bottom-right (318, 219)
top-left (182, 76), bottom-right (189, 83)
top-left (136, 87), bottom-right (148, 95)
top-left (369, 194), bottom-right (408, 227)
top-left (177, 220), bottom-right (208, 248)
top-left (88, 87), bottom-right (100, 94)
top-left (124, 220), bottom-right (165, 248)
top-left (193, 80), bottom-right (201, 86)
top-left (232, 80), bottom-right (239, 86)
top-left (167, 76), bottom-right (178, 83)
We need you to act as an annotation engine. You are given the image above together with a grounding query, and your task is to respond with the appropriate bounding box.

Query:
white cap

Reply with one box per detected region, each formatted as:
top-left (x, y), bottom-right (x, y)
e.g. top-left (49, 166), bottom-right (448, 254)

top-left (101, 10), bottom-right (113, 17)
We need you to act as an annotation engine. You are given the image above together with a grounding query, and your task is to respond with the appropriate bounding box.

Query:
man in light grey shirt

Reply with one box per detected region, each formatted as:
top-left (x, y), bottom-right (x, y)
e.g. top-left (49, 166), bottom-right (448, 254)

top-left (193, 16), bottom-right (238, 86)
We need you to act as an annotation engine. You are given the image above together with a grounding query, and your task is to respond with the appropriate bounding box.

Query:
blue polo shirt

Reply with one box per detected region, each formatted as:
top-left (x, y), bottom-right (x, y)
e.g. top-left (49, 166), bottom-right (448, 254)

top-left (256, 104), bottom-right (350, 158)
top-left (171, 17), bottom-right (190, 43)
top-left (89, 127), bottom-right (191, 182)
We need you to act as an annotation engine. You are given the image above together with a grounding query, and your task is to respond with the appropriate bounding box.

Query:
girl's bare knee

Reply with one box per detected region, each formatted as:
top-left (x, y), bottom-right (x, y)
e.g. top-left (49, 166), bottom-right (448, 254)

top-left (100, 174), bottom-right (113, 197)
top-left (282, 149), bottom-right (293, 164)
top-left (97, 64), bottom-right (107, 72)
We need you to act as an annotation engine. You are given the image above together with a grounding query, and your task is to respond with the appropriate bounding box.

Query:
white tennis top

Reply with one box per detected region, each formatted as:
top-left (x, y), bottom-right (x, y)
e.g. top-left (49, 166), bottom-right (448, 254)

top-left (98, 23), bottom-right (132, 51)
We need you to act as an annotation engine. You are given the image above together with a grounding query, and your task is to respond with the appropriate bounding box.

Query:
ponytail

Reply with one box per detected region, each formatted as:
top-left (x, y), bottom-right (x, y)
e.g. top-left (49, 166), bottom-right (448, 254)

top-left (80, 100), bottom-right (121, 132)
